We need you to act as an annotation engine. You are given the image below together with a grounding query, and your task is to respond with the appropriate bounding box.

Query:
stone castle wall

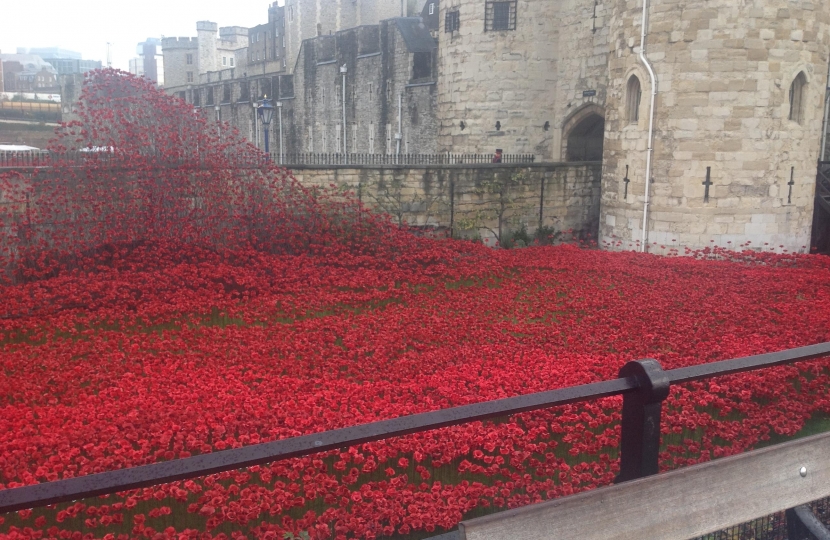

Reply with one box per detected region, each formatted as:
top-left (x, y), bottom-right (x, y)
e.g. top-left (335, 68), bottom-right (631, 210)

top-left (285, 0), bottom-right (403, 75)
top-left (292, 20), bottom-right (438, 155)
top-left (435, 0), bottom-right (609, 160)
top-left (289, 162), bottom-right (602, 242)
top-left (600, 0), bottom-right (830, 253)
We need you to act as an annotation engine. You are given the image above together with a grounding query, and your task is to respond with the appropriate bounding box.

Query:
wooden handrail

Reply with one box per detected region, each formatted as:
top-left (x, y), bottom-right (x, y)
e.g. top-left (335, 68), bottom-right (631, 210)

top-left (459, 431), bottom-right (830, 540)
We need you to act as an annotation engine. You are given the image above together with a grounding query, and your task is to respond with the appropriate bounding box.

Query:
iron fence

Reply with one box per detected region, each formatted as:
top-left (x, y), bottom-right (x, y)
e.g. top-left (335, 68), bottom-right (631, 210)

top-left (0, 151), bottom-right (537, 169)
top-left (0, 342), bottom-right (829, 537)
top-left (272, 152), bottom-right (536, 166)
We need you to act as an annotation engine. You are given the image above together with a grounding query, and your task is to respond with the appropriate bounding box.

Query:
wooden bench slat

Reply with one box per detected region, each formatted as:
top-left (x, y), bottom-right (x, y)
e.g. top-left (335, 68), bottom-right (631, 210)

top-left (459, 431), bottom-right (830, 540)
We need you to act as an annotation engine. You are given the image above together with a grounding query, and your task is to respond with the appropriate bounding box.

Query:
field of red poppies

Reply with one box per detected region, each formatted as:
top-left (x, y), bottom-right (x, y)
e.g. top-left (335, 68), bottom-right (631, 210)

top-left (1, 71), bottom-right (830, 540)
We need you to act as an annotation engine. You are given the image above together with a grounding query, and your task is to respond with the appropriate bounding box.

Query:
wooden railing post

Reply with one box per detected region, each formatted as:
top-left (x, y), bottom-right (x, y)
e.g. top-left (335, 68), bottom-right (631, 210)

top-left (615, 359), bottom-right (670, 483)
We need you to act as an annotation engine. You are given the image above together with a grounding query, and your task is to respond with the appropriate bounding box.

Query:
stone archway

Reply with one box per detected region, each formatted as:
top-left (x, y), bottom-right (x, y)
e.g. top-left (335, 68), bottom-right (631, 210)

top-left (562, 104), bottom-right (605, 162)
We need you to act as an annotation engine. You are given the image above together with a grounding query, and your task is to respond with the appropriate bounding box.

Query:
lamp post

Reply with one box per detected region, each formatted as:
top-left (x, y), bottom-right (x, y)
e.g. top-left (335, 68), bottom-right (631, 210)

top-left (340, 64), bottom-right (347, 162)
top-left (215, 105), bottom-right (221, 138)
top-left (276, 100), bottom-right (283, 165)
top-left (253, 101), bottom-right (260, 149)
top-left (193, 107), bottom-right (201, 164)
top-left (258, 97), bottom-right (275, 160)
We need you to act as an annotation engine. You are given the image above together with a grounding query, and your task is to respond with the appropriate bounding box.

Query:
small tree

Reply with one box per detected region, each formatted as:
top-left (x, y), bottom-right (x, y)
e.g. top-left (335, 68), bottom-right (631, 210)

top-left (456, 170), bottom-right (535, 244)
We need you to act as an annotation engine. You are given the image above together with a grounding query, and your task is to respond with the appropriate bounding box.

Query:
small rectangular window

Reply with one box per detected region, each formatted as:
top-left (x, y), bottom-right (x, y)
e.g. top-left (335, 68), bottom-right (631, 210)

top-left (186, 53), bottom-right (193, 65)
top-left (187, 71), bottom-right (194, 83)
top-left (222, 56), bottom-right (227, 66)
top-left (429, 2), bottom-right (434, 14)
top-left (335, 124), bottom-right (341, 154)
top-left (413, 52), bottom-right (432, 79)
top-left (445, 10), bottom-right (460, 32)
top-left (386, 124), bottom-right (392, 155)
top-left (230, 57), bottom-right (234, 67)
top-left (485, 1), bottom-right (516, 31)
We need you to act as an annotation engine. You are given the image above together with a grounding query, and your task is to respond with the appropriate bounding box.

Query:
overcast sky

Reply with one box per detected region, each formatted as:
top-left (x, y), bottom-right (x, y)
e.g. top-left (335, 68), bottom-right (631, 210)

top-left (1, 1), bottom-right (275, 70)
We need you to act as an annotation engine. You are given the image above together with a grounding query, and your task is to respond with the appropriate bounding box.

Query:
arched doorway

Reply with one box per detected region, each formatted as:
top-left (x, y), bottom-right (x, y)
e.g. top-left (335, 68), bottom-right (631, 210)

top-left (562, 105), bottom-right (605, 162)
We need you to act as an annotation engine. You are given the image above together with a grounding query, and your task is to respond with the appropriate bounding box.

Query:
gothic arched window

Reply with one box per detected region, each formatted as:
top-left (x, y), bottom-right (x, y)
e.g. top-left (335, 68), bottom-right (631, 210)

top-left (627, 75), bottom-right (642, 124)
top-left (789, 71), bottom-right (807, 124)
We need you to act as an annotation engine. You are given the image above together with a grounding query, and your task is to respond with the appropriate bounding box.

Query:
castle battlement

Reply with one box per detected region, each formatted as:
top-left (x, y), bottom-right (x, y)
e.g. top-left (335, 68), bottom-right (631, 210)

top-left (161, 37), bottom-right (198, 50)
top-left (196, 21), bottom-right (218, 33)
top-left (219, 26), bottom-right (249, 37)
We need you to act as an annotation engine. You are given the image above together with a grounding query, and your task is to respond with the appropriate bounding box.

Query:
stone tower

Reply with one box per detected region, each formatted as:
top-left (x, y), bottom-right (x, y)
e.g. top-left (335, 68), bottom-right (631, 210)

top-left (161, 37), bottom-right (198, 90)
top-left (600, 0), bottom-right (830, 253)
top-left (197, 21), bottom-right (219, 74)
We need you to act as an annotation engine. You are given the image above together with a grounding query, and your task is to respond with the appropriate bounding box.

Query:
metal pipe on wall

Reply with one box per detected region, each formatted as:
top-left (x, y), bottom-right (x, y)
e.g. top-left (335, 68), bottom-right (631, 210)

top-left (821, 65), bottom-right (830, 161)
top-left (341, 65), bottom-right (348, 161)
top-left (396, 92), bottom-right (402, 157)
top-left (639, 0), bottom-right (658, 253)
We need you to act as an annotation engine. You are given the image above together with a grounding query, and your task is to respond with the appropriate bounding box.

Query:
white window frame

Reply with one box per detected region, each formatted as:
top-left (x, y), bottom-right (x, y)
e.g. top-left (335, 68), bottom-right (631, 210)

top-left (429, 3), bottom-right (435, 15)
top-left (369, 124), bottom-right (375, 153)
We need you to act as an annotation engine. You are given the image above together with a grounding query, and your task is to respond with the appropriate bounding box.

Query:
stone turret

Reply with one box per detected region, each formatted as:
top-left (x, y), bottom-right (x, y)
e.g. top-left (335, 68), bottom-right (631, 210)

top-left (197, 21), bottom-right (219, 74)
